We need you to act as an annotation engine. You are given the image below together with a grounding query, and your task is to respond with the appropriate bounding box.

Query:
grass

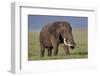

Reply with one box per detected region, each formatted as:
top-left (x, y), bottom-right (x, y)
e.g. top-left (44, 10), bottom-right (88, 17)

top-left (28, 28), bottom-right (88, 60)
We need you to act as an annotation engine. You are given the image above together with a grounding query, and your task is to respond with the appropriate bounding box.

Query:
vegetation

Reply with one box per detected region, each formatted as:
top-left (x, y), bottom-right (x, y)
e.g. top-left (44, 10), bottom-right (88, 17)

top-left (28, 28), bottom-right (88, 60)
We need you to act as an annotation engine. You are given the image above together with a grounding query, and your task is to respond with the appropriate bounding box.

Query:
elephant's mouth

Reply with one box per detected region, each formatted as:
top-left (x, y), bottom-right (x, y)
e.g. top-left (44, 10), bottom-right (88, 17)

top-left (64, 38), bottom-right (73, 46)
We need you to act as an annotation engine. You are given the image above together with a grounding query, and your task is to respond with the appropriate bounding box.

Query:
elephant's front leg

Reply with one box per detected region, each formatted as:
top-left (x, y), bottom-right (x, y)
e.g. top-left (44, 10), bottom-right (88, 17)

top-left (53, 45), bottom-right (58, 56)
top-left (50, 36), bottom-right (59, 56)
top-left (63, 44), bottom-right (70, 55)
top-left (47, 48), bottom-right (52, 56)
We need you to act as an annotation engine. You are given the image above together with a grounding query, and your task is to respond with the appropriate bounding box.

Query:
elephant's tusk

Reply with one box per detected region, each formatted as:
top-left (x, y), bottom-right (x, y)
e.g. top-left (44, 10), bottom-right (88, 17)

top-left (64, 38), bottom-right (73, 46)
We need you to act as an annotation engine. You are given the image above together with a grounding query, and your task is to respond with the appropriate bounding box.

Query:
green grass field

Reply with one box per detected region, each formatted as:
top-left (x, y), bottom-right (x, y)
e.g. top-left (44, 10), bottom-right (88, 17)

top-left (28, 28), bottom-right (88, 60)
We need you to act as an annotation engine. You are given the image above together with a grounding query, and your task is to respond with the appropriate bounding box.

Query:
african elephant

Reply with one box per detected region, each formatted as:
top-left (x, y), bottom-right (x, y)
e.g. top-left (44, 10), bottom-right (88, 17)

top-left (39, 21), bottom-right (76, 57)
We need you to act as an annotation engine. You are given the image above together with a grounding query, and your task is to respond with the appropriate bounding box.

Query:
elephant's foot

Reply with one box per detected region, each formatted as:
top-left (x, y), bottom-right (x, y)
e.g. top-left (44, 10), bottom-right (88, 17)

top-left (54, 50), bottom-right (58, 56)
top-left (40, 49), bottom-right (45, 58)
top-left (65, 52), bottom-right (70, 55)
top-left (48, 50), bottom-right (52, 56)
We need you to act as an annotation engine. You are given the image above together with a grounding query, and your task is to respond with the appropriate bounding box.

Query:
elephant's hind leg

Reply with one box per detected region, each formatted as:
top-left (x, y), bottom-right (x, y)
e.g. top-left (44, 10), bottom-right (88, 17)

top-left (40, 46), bottom-right (45, 58)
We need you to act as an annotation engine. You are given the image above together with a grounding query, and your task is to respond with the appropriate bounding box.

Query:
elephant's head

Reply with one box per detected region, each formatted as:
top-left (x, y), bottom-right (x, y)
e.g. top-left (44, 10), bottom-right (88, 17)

top-left (49, 21), bottom-right (76, 49)
top-left (60, 21), bottom-right (76, 49)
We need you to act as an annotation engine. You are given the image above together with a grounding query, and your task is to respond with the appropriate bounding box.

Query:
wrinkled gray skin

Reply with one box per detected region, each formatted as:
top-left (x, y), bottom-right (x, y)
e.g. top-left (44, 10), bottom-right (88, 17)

top-left (39, 21), bottom-right (76, 57)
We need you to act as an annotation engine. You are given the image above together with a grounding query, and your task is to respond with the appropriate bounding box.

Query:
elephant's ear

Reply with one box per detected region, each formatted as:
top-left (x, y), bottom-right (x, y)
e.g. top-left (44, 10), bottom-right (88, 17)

top-left (49, 25), bottom-right (60, 39)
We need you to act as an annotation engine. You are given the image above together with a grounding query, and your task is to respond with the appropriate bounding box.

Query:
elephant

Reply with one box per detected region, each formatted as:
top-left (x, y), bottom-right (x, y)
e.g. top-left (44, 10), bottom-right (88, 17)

top-left (39, 21), bottom-right (76, 57)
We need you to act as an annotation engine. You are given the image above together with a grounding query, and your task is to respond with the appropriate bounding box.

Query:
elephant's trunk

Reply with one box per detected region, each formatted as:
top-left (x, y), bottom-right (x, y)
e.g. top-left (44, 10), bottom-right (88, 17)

top-left (64, 38), bottom-right (73, 46)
